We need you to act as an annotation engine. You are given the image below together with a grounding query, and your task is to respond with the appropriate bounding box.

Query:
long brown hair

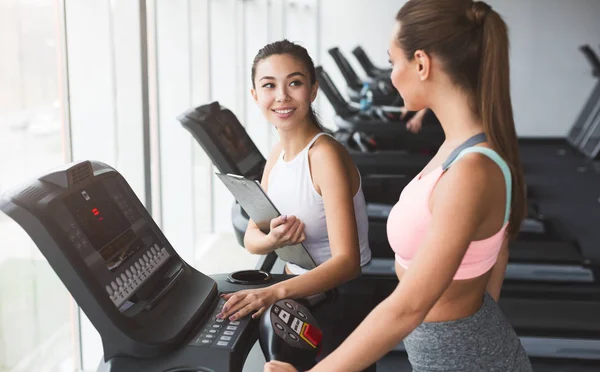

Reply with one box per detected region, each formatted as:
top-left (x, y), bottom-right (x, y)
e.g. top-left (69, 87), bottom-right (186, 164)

top-left (396, 0), bottom-right (526, 240)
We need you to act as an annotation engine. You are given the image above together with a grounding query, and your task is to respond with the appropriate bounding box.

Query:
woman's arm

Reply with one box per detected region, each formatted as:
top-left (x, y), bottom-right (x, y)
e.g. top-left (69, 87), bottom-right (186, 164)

top-left (303, 154), bottom-right (496, 372)
top-left (244, 216), bottom-right (304, 256)
top-left (243, 219), bottom-right (279, 255)
top-left (486, 239), bottom-right (508, 301)
top-left (406, 108), bottom-right (428, 133)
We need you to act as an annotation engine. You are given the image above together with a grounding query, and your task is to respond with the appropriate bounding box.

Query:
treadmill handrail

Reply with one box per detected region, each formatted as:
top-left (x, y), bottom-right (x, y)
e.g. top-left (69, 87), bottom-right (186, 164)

top-left (352, 46), bottom-right (391, 77)
top-left (334, 115), bottom-right (442, 136)
top-left (352, 46), bottom-right (377, 75)
top-left (580, 45), bottom-right (600, 77)
top-left (316, 66), bottom-right (404, 117)
top-left (328, 47), bottom-right (364, 89)
top-left (178, 101), bottom-right (266, 180)
top-left (315, 66), bottom-right (358, 117)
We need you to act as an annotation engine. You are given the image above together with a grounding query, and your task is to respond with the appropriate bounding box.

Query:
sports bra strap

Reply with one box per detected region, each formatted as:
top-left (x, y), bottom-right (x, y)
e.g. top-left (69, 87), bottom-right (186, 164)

top-left (446, 147), bottom-right (512, 224)
top-left (442, 132), bottom-right (488, 170)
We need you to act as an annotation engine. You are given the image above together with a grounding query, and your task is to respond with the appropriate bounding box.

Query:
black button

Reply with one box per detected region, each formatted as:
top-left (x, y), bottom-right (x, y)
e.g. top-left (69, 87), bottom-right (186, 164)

top-left (284, 301), bottom-right (294, 309)
top-left (275, 322), bottom-right (284, 331)
top-left (297, 311), bottom-right (307, 319)
top-left (288, 332), bottom-right (298, 341)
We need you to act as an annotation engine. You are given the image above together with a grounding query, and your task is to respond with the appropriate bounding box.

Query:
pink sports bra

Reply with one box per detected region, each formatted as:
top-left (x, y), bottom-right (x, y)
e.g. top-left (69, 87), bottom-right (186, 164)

top-left (386, 133), bottom-right (512, 280)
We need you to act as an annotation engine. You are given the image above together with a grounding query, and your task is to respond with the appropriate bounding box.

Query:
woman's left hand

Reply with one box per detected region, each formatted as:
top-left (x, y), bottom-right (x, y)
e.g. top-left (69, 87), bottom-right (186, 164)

top-left (217, 286), bottom-right (281, 321)
top-left (264, 361), bottom-right (299, 372)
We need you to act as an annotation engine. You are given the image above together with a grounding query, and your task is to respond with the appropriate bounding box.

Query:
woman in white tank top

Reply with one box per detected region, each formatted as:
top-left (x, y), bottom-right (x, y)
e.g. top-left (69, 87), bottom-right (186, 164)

top-left (216, 40), bottom-right (372, 323)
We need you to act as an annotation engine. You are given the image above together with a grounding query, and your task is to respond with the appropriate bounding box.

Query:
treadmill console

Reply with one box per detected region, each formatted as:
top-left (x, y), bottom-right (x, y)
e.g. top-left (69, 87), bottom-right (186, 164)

top-left (178, 101), bottom-right (266, 180)
top-left (0, 161), bottom-right (259, 371)
top-left (58, 174), bottom-right (177, 312)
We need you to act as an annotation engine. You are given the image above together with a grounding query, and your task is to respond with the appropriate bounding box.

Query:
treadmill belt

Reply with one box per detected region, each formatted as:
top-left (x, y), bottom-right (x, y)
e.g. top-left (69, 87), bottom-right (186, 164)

top-left (518, 142), bottom-right (600, 264)
top-left (509, 240), bottom-right (583, 264)
top-left (499, 297), bottom-right (600, 338)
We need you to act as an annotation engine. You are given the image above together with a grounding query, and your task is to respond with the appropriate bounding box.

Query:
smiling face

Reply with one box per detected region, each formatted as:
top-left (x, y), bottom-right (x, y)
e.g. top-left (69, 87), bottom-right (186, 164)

top-left (251, 54), bottom-right (318, 131)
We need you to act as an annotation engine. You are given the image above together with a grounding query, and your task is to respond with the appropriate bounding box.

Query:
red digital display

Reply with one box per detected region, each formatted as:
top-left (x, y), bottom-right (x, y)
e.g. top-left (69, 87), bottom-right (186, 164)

top-left (64, 180), bottom-right (134, 271)
top-left (92, 208), bottom-right (104, 221)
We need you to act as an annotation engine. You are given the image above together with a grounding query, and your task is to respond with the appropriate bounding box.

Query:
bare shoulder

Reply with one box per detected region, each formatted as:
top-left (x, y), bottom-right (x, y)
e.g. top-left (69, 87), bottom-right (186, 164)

top-left (307, 134), bottom-right (350, 167)
top-left (308, 134), bottom-right (356, 194)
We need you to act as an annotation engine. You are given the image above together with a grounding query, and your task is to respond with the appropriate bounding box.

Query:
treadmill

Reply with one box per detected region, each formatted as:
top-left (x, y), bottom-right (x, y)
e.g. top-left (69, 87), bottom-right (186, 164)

top-left (328, 47), bottom-right (402, 106)
top-left (578, 91), bottom-right (600, 161)
top-left (177, 102), bottom-right (263, 246)
top-left (351, 45), bottom-right (393, 79)
top-left (315, 66), bottom-right (444, 156)
top-left (566, 44), bottom-right (600, 150)
top-left (0, 160), bottom-right (275, 371)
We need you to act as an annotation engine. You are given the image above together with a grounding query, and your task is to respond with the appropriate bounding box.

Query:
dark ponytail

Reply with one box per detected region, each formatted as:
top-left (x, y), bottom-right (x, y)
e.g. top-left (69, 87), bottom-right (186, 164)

top-left (473, 2), bottom-right (526, 240)
top-left (251, 39), bottom-right (323, 131)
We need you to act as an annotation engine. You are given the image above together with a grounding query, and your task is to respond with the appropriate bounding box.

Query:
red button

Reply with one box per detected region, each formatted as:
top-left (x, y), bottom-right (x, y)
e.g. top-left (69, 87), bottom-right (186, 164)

top-left (302, 324), bottom-right (322, 347)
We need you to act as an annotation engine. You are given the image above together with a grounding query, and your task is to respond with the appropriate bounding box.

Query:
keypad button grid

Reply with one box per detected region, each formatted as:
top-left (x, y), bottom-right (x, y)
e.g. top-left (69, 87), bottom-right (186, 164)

top-left (105, 244), bottom-right (170, 307)
top-left (189, 297), bottom-right (245, 349)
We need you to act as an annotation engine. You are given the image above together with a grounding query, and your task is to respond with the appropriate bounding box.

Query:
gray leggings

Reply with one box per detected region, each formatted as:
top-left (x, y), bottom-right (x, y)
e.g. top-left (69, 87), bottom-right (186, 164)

top-left (403, 292), bottom-right (533, 371)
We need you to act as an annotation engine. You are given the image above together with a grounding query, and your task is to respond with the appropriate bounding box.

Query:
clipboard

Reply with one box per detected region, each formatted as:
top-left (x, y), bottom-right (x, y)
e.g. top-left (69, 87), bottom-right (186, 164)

top-left (216, 173), bottom-right (317, 271)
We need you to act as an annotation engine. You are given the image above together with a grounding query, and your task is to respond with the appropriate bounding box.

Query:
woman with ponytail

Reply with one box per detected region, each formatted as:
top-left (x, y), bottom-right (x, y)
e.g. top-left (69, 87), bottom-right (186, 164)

top-left (218, 40), bottom-right (374, 369)
top-left (266, 1), bottom-right (532, 371)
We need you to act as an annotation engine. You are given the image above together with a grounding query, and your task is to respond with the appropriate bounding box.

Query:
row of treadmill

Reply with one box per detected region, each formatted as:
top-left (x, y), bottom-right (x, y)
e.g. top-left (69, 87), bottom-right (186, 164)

top-left (3, 44), bottom-right (598, 371)
top-left (179, 43), bottom-right (600, 369)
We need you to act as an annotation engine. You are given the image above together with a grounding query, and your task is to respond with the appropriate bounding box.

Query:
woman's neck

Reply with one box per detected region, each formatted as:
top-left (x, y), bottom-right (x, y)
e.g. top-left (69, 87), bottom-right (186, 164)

top-left (278, 121), bottom-right (321, 161)
top-left (428, 84), bottom-right (485, 148)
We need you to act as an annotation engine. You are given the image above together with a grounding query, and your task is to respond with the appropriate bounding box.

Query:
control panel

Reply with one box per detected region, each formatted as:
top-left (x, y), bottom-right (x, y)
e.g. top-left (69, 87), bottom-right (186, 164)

top-left (259, 299), bottom-right (323, 371)
top-left (189, 298), bottom-right (250, 349)
top-left (270, 300), bottom-right (322, 350)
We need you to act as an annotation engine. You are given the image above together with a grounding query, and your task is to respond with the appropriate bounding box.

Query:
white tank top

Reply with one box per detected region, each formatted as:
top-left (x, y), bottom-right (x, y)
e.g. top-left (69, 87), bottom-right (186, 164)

top-left (267, 132), bottom-right (372, 275)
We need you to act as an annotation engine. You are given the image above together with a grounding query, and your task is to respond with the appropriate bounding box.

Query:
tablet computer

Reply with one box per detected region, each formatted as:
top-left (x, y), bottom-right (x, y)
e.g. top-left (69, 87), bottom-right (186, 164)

top-left (215, 173), bottom-right (317, 271)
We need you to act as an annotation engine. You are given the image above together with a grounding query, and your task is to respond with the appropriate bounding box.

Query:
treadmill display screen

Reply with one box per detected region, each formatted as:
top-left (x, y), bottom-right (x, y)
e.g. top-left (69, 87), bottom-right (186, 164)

top-left (64, 182), bottom-right (129, 258)
top-left (208, 110), bottom-right (263, 176)
top-left (55, 174), bottom-right (175, 312)
top-left (62, 178), bottom-right (144, 272)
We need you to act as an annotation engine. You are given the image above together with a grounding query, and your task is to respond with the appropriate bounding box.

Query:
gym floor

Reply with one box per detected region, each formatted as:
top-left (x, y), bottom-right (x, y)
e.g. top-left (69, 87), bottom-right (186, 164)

top-left (519, 140), bottom-right (600, 263)
top-left (378, 352), bottom-right (600, 371)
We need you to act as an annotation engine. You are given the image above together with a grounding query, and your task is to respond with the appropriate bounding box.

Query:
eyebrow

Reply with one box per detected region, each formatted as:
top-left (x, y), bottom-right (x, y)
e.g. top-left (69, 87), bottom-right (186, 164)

top-left (259, 71), bottom-right (306, 82)
top-left (387, 50), bottom-right (390, 56)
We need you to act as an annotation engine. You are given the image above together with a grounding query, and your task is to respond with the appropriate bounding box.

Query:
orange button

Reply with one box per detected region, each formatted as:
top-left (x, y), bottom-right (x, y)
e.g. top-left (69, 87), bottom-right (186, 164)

top-left (301, 324), bottom-right (322, 347)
